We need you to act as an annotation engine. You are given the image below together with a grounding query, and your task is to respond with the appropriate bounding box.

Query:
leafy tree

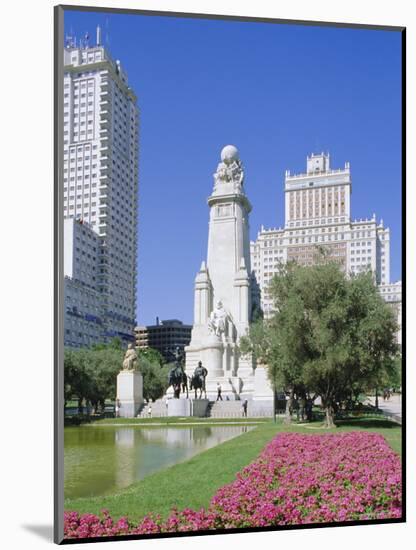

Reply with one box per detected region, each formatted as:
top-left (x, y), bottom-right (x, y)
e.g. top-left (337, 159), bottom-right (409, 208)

top-left (64, 346), bottom-right (122, 412)
top-left (64, 348), bottom-right (91, 412)
top-left (139, 356), bottom-right (170, 401)
top-left (388, 355), bottom-right (402, 390)
top-left (137, 347), bottom-right (165, 366)
top-left (90, 337), bottom-right (123, 351)
top-left (242, 262), bottom-right (310, 423)
top-left (83, 348), bottom-right (123, 412)
top-left (64, 344), bottom-right (170, 414)
top-left (242, 260), bottom-right (399, 428)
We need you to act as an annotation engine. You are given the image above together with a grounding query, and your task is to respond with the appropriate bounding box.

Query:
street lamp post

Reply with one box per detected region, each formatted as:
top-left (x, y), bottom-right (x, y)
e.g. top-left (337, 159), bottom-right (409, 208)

top-left (273, 381), bottom-right (277, 423)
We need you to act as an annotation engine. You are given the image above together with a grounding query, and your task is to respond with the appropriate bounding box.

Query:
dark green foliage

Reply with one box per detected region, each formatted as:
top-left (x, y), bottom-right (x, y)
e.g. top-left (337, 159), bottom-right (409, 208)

top-left (242, 260), bottom-right (399, 428)
top-left (64, 347), bottom-right (123, 412)
top-left (64, 345), bottom-right (170, 412)
top-left (139, 357), bottom-right (170, 401)
top-left (90, 337), bottom-right (123, 351)
top-left (137, 347), bottom-right (165, 366)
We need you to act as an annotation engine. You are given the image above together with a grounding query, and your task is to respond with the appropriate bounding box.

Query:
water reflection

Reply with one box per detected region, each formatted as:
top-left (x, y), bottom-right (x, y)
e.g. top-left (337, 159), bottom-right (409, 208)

top-left (64, 425), bottom-right (254, 499)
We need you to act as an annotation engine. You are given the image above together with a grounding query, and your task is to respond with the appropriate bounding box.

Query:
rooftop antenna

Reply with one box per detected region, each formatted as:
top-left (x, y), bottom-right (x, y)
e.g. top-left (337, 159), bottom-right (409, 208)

top-left (84, 31), bottom-right (90, 49)
top-left (96, 24), bottom-right (102, 46)
top-left (105, 16), bottom-right (110, 48)
top-left (65, 26), bottom-right (75, 48)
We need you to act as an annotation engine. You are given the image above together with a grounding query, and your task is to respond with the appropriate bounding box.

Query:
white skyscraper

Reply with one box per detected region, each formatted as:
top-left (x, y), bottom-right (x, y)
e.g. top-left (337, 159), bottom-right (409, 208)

top-left (63, 28), bottom-right (139, 344)
top-left (251, 153), bottom-right (396, 317)
top-left (64, 218), bottom-right (103, 348)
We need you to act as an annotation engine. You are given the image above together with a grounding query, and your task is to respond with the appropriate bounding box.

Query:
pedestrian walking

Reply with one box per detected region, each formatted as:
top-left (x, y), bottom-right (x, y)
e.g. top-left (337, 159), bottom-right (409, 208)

top-left (216, 383), bottom-right (223, 401)
top-left (115, 398), bottom-right (121, 418)
top-left (148, 404), bottom-right (152, 418)
top-left (242, 399), bottom-right (248, 417)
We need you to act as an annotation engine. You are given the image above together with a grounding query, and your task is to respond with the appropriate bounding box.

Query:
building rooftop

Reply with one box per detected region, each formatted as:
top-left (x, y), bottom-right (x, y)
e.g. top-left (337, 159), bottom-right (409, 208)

top-left (285, 152), bottom-right (350, 182)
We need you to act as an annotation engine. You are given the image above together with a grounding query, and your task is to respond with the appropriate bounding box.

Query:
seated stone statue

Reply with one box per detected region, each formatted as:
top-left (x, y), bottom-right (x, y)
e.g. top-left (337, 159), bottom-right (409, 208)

top-left (208, 300), bottom-right (228, 337)
top-left (122, 343), bottom-right (138, 371)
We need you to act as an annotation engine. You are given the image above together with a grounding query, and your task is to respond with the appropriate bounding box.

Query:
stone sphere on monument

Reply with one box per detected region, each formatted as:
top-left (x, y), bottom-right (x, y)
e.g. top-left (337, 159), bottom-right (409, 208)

top-left (221, 144), bottom-right (239, 165)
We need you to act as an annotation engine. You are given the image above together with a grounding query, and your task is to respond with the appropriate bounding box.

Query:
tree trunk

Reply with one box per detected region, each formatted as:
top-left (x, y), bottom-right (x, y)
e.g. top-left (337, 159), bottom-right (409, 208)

top-left (323, 403), bottom-right (336, 428)
top-left (284, 389), bottom-right (294, 425)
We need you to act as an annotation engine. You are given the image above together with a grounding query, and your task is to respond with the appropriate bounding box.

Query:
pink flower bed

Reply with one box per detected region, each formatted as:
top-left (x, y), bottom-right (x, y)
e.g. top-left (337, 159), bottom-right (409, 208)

top-left (64, 432), bottom-right (402, 539)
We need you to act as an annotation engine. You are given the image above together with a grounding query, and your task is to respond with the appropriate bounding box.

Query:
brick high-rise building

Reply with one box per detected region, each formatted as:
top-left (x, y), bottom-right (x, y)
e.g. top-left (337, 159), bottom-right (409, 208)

top-left (251, 153), bottom-right (395, 318)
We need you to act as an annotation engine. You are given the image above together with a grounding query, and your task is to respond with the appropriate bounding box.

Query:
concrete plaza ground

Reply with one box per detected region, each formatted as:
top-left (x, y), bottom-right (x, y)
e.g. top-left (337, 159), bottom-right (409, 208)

top-left (367, 394), bottom-right (402, 423)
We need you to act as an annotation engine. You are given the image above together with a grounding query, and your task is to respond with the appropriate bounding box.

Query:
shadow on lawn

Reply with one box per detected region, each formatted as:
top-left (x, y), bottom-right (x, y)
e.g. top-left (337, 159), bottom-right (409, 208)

top-left (335, 417), bottom-right (399, 430)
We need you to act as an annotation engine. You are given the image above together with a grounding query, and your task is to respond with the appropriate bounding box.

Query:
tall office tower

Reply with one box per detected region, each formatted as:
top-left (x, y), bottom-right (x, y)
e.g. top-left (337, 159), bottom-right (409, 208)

top-left (251, 153), bottom-right (393, 317)
top-left (64, 218), bottom-right (103, 348)
top-left (63, 28), bottom-right (139, 344)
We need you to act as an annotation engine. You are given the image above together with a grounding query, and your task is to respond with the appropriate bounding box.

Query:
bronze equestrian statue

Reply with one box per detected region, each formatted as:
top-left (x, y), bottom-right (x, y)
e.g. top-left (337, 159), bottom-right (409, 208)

top-left (190, 361), bottom-right (208, 399)
top-left (167, 347), bottom-right (188, 399)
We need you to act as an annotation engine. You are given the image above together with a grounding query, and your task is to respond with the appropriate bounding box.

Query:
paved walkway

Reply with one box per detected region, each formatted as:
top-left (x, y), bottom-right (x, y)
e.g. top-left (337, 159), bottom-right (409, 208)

top-left (367, 394), bottom-right (402, 423)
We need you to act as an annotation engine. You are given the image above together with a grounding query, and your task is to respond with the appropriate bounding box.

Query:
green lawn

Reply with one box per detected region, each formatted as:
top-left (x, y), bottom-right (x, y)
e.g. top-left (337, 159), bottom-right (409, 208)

top-left (64, 415), bottom-right (401, 522)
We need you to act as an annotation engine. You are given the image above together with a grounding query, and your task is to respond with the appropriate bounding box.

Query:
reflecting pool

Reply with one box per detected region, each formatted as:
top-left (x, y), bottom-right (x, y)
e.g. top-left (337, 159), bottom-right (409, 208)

top-left (64, 424), bottom-right (254, 499)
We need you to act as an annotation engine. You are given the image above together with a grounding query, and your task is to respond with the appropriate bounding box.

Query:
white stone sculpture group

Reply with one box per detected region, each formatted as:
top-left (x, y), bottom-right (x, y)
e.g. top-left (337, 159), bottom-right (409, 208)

top-left (213, 144), bottom-right (244, 191)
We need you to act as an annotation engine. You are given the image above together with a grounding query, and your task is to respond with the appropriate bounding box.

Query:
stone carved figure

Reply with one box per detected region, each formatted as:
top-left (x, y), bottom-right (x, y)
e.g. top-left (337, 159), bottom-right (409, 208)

top-left (122, 343), bottom-right (139, 371)
top-left (213, 145), bottom-right (244, 191)
top-left (208, 300), bottom-right (228, 337)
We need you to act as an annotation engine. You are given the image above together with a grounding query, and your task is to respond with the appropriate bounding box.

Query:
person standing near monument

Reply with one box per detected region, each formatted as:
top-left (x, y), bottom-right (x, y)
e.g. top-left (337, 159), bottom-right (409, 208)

top-left (242, 399), bottom-right (248, 417)
top-left (148, 404), bottom-right (152, 418)
top-left (216, 383), bottom-right (223, 401)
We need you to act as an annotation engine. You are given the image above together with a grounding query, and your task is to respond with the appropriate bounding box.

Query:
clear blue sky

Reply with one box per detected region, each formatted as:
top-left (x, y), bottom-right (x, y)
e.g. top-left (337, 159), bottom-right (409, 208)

top-left (64, 10), bottom-right (403, 326)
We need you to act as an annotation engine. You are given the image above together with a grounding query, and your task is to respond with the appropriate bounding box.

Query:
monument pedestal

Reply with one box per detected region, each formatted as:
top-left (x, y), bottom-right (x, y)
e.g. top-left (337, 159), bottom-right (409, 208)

top-left (253, 364), bottom-right (274, 400)
top-left (167, 398), bottom-right (191, 417)
top-left (202, 334), bottom-right (224, 377)
top-left (116, 370), bottom-right (144, 418)
top-left (167, 398), bottom-right (210, 417)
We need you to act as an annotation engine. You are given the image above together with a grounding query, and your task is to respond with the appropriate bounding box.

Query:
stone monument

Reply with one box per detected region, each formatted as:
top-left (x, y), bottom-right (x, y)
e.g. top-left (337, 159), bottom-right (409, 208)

top-left (185, 145), bottom-right (257, 400)
top-left (116, 343), bottom-right (144, 417)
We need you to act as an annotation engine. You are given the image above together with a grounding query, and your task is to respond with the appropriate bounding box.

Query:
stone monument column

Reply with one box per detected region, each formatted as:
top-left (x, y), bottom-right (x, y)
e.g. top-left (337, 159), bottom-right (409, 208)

top-left (206, 146), bottom-right (252, 325)
top-left (116, 344), bottom-right (144, 418)
top-left (185, 145), bottom-right (256, 399)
